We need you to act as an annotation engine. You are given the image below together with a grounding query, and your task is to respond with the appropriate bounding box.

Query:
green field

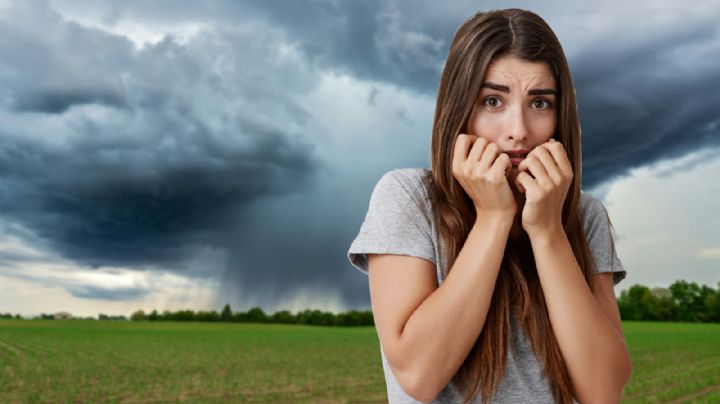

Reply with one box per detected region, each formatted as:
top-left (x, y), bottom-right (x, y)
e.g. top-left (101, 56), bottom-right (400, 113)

top-left (620, 322), bottom-right (720, 403)
top-left (0, 320), bottom-right (718, 403)
top-left (0, 320), bottom-right (386, 402)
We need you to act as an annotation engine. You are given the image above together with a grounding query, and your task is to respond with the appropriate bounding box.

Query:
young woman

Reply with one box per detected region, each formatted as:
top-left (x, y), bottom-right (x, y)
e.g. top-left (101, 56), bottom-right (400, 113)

top-left (348, 8), bottom-right (631, 404)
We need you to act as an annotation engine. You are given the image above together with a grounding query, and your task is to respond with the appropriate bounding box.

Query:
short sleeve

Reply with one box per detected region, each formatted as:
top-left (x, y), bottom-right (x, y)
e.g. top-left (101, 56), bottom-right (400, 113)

top-left (581, 193), bottom-right (627, 286)
top-left (347, 169), bottom-right (436, 275)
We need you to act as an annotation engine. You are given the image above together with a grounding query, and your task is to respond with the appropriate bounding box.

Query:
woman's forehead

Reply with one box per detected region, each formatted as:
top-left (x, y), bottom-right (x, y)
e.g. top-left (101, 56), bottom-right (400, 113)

top-left (483, 56), bottom-right (556, 89)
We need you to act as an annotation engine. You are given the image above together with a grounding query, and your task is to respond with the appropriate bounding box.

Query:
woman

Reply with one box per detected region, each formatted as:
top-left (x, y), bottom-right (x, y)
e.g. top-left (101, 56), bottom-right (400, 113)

top-left (348, 8), bottom-right (631, 404)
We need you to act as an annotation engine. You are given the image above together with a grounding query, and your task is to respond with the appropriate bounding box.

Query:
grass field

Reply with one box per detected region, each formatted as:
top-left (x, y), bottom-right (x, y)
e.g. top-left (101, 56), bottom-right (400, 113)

top-left (620, 321), bottom-right (720, 403)
top-left (0, 320), bottom-right (386, 402)
top-left (0, 320), bottom-right (718, 403)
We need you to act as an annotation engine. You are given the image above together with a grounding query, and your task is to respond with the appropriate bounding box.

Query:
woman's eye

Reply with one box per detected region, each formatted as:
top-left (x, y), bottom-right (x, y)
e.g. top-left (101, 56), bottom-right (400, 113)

top-left (532, 99), bottom-right (552, 109)
top-left (483, 96), bottom-right (503, 108)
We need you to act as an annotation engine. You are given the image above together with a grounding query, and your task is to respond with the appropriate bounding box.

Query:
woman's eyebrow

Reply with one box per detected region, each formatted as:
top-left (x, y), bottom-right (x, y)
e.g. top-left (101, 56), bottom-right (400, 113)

top-left (481, 82), bottom-right (557, 96)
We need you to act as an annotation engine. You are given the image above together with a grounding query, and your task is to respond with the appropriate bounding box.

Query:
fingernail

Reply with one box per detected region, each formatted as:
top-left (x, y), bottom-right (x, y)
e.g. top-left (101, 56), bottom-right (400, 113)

top-left (550, 138), bottom-right (556, 142)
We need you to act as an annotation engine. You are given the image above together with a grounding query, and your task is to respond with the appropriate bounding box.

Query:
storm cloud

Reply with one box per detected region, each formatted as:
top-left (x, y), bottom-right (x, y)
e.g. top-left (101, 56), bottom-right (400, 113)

top-left (0, 0), bottom-right (718, 314)
top-left (574, 19), bottom-right (720, 186)
top-left (0, 2), bottom-right (321, 270)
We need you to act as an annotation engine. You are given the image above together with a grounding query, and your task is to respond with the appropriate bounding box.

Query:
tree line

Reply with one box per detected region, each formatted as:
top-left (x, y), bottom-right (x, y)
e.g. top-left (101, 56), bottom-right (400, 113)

top-left (3, 279), bottom-right (718, 324)
top-left (0, 307), bottom-right (373, 325)
top-left (129, 305), bottom-right (375, 326)
top-left (125, 279), bottom-right (720, 325)
top-left (617, 280), bottom-right (720, 322)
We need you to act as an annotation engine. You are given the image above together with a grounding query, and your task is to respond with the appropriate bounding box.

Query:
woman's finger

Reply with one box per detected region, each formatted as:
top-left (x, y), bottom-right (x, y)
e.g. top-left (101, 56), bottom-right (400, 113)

top-left (465, 136), bottom-right (488, 164)
top-left (531, 146), bottom-right (563, 184)
top-left (452, 134), bottom-right (474, 171)
top-left (544, 140), bottom-right (574, 179)
top-left (489, 152), bottom-right (512, 178)
top-left (515, 171), bottom-right (538, 196)
top-left (518, 156), bottom-right (551, 188)
top-left (476, 141), bottom-right (500, 171)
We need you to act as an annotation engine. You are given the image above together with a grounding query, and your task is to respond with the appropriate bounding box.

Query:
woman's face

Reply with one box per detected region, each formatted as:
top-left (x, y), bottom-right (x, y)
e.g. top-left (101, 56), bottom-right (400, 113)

top-left (466, 55), bottom-right (558, 176)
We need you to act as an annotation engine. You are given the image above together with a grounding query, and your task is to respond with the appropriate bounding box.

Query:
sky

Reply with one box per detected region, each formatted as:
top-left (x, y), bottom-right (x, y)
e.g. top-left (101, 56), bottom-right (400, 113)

top-left (0, 0), bottom-right (718, 317)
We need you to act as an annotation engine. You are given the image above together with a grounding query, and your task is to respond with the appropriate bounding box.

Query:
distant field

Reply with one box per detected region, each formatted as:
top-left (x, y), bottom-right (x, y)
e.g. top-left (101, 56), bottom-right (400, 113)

top-left (0, 320), bottom-right (386, 402)
top-left (620, 321), bottom-right (720, 403)
top-left (0, 320), bottom-right (718, 403)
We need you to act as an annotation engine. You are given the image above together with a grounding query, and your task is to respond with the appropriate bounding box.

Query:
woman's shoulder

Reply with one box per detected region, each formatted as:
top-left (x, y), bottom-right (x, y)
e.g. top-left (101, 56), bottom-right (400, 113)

top-left (579, 190), bottom-right (608, 219)
top-left (368, 168), bottom-right (435, 224)
top-left (374, 167), bottom-right (432, 199)
top-left (578, 190), bottom-right (617, 242)
top-left (381, 167), bottom-right (431, 185)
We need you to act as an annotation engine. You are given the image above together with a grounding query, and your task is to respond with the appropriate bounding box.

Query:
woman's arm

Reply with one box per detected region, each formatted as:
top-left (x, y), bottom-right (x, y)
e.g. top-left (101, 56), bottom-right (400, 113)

top-left (514, 139), bottom-right (632, 403)
top-left (529, 229), bottom-right (632, 404)
top-left (369, 213), bottom-right (513, 402)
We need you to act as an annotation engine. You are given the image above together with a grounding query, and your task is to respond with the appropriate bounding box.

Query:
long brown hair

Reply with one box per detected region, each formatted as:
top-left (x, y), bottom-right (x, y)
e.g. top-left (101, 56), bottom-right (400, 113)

top-left (427, 9), bottom-right (597, 404)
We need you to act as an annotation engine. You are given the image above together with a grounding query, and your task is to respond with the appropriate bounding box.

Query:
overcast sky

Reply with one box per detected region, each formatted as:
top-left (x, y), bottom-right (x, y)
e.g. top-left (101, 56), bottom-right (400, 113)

top-left (0, 0), bottom-right (718, 317)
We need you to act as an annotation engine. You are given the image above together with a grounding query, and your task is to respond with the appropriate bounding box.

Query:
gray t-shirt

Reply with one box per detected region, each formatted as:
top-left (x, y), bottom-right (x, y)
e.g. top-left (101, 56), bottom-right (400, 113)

top-left (347, 167), bottom-right (626, 404)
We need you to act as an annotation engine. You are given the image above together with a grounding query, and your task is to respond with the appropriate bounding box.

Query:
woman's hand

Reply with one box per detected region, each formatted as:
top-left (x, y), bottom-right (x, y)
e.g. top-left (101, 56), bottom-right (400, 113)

top-left (452, 134), bottom-right (516, 221)
top-left (514, 139), bottom-right (573, 237)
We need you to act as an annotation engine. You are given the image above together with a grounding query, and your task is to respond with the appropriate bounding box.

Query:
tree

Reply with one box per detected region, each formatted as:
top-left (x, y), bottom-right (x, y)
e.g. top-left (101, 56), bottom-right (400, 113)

top-left (670, 280), bottom-right (704, 322)
top-left (246, 307), bottom-right (267, 323)
top-left (618, 285), bottom-right (652, 320)
top-left (232, 311), bottom-right (248, 322)
top-left (173, 310), bottom-right (196, 321)
top-left (196, 310), bottom-right (220, 322)
top-left (705, 282), bottom-right (720, 322)
top-left (221, 304), bottom-right (233, 322)
top-left (335, 310), bottom-right (362, 326)
top-left (296, 309), bottom-right (335, 326)
top-left (359, 310), bottom-right (374, 326)
top-left (698, 285), bottom-right (718, 322)
top-left (131, 310), bottom-right (146, 321)
top-left (270, 310), bottom-right (296, 324)
top-left (648, 287), bottom-right (675, 321)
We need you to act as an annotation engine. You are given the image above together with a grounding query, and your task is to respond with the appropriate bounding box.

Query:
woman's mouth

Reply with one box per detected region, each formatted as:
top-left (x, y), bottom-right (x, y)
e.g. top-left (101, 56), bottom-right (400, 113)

top-left (506, 151), bottom-right (529, 167)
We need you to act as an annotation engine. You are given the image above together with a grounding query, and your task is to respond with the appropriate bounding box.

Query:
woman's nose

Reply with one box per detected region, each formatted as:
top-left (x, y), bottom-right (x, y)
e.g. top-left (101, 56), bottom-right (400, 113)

top-left (505, 106), bottom-right (529, 142)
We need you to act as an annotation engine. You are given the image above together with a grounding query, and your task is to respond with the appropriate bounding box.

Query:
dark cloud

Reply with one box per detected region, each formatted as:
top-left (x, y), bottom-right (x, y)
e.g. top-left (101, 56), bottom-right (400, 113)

top-left (0, 2), bottom-right (322, 270)
top-left (0, 3), bottom-right (134, 114)
top-left (50, 0), bottom-right (452, 94)
top-left (65, 284), bottom-right (149, 301)
top-left (198, 0), bottom-right (720, 188)
top-left (2, 0), bottom-right (719, 312)
top-left (218, 192), bottom-right (374, 311)
top-left (10, 88), bottom-right (127, 113)
top-left (574, 20), bottom-right (720, 188)
top-left (0, 135), bottom-right (316, 267)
